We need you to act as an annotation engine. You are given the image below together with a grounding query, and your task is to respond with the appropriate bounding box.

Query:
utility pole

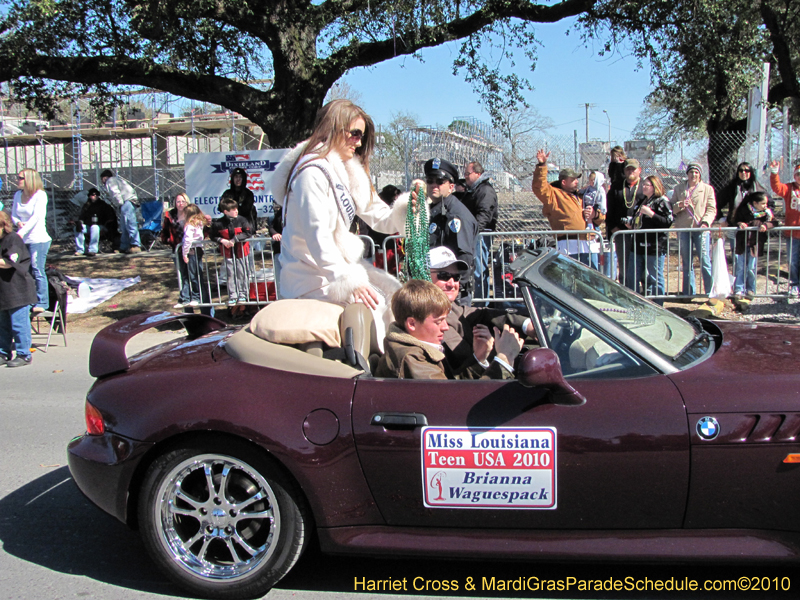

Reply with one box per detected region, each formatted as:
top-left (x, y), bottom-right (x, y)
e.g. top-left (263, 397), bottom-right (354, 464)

top-left (603, 110), bottom-right (611, 147)
top-left (583, 103), bottom-right (596, 142)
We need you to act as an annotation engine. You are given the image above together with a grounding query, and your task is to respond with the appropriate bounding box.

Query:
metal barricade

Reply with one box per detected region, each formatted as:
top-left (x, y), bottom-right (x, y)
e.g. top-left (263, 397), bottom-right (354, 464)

top-left (473, 230), bottom-right (606, 304)
top-left (380, 230), bottom-right (606, 304)
top-left (174, 235), bottom-right (278, 309)
top-left (609, 226), bottom-right (800, 301)
top-left (174, 234), bottom-right (377, 309)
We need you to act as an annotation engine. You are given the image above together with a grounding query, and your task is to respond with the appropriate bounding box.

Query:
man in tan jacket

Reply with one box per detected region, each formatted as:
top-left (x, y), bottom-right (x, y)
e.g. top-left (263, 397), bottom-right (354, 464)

top-left (670, 163), bottom-right (717, 295)
top-left (532, 149), bottom-right (604, 266)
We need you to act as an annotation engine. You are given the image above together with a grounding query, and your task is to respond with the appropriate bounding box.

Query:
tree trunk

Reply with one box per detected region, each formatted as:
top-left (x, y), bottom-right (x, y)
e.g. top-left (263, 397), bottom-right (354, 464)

top-left (706, 121), bottom-right (746, 192)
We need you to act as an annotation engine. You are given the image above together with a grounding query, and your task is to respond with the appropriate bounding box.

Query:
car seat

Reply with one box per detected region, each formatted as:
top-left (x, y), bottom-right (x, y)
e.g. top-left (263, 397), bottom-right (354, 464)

top-left (321, 303), bottom-right (380, 374)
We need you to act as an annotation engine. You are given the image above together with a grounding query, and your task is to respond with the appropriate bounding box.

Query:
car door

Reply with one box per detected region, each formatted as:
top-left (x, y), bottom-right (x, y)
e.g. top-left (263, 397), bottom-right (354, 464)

top-left (352, 369), bottom-right (689, 530)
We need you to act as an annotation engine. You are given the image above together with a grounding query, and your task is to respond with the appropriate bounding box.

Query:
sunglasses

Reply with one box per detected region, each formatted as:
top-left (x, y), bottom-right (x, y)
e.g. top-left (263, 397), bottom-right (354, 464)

top-left (738, 168), bottom-right (751, 174)
top-left (435, 272), bottom-right (462, 282)
top-left (17, 175), bottom-right (24, 180)
top-left (345, 128), bottom-right (364, 141)
top-left (426, 176), bottom-right (450, 185)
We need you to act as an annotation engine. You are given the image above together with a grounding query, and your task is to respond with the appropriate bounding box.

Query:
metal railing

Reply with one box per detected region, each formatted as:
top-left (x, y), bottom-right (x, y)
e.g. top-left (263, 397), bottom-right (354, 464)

top-left (610, 226), bottom-right (800, 300)
top-left (173, 235), bottom-right (378, 308)
top-left (173, 228), bottom-right (800, 309)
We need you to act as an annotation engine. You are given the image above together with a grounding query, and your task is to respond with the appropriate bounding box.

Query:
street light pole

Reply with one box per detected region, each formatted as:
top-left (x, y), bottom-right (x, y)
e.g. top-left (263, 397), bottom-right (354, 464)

top-left (603, 110), bottom-right (611, 147)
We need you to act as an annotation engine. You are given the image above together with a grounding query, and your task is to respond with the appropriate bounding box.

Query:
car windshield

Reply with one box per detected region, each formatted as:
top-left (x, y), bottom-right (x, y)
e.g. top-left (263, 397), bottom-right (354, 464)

top-left (538, 254), bottom-right (700, 361)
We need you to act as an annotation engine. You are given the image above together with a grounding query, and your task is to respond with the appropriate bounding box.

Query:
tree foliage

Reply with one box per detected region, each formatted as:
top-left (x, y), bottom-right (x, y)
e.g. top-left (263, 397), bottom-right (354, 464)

top-left (579, 0), bottom-right (800, 135)
top-left (0, 0), bottom-right (593, 146)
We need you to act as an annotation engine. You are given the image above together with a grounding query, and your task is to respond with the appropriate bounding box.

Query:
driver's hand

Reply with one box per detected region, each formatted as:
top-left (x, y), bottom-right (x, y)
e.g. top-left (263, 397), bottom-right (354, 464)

top-left (494, 324), bottom-right (524, 365)
top-left (472, 324), bottom-right (494, 364)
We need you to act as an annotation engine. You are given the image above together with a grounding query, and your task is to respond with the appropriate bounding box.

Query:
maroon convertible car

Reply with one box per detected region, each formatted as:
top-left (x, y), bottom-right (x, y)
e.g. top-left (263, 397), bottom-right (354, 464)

top-left (68, 248), bottom-right (800, 599)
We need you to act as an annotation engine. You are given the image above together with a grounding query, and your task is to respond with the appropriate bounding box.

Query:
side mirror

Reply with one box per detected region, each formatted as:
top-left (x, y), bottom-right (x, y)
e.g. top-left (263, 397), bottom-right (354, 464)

top-left (517, 348), bottom-right (586, 406)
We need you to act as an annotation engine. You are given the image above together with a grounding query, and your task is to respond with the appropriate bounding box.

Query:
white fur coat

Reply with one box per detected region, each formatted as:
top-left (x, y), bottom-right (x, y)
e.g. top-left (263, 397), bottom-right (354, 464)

top-left (272, 142), bottom-right (407, 305)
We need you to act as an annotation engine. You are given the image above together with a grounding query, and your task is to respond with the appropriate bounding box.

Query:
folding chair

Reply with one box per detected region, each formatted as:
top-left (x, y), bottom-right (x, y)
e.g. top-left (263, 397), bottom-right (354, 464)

top-left (138, 200), bottom-right (164, 251)
top-left (31, 300), bottom-right (67, 352)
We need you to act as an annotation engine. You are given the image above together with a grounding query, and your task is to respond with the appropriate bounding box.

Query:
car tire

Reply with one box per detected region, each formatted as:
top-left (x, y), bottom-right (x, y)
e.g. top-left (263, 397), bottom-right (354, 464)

top-left (138, 441), bottom-right (308, 599)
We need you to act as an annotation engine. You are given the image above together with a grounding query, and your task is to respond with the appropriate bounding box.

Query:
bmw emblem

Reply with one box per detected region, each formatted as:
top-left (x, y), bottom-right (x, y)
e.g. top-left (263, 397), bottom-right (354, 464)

top-left (696, 416), bottom-right (720, 440)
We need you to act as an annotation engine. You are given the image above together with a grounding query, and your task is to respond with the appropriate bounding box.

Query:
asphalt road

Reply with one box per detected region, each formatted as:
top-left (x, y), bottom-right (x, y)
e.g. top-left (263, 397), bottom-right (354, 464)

top-left (1, 332), bottom-right (796, 600)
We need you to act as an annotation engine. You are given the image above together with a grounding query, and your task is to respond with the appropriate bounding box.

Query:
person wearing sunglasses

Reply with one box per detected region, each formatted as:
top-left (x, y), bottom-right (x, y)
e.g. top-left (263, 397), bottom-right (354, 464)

top-left (717, 161), bottom-right (766, 259)
top-left (424, 158), bottom-right (479, 304)
top-left (428, 246), bottom-right (536, 370)
top-left (271, 99), bottom-right (410, 349)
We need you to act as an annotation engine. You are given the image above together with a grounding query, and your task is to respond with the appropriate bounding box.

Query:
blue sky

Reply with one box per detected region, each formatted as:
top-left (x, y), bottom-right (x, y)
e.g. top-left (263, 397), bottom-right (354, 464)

top-left (343, 17), bottom-right (653, 146)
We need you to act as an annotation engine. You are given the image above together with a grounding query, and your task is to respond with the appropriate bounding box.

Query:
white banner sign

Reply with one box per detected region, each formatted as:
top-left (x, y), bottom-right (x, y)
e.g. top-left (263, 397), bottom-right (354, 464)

top-left (421, 427), bottom-right (557, 509)
top-left (184, 150), bottom-right (288, 218)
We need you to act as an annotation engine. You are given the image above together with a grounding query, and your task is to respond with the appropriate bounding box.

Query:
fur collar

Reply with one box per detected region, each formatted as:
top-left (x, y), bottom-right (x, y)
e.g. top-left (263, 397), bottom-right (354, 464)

top-left (272, 140), bottom-right (373, 212)
top-left (385, 323), bottom-right (446, 362)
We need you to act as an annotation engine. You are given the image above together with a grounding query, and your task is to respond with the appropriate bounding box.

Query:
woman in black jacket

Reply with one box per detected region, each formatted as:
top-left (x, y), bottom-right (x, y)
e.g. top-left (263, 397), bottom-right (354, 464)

top-left (630, 175), bottom-right (674, 302)
top-left (717, 162), bottom-right (765, 257)
top-left (0, 211), bottom-right (37, 367)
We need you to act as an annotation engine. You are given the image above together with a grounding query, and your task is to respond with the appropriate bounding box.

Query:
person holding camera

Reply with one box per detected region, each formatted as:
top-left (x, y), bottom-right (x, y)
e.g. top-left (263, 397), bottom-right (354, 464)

top-left (629, 176), bottom-right (673, 301)
top-left (607, 158), bottom-right (647, 289)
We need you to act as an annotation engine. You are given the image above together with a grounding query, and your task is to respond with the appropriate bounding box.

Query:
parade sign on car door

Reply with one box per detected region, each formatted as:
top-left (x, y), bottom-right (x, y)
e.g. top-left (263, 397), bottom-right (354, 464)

top-left (421, 427), bottom-right (556, 509)
top-left (185, 150), bottom-right (288, 218)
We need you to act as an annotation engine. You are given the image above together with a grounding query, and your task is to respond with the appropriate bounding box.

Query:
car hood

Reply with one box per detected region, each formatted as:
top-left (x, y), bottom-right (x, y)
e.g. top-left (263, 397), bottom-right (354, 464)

top-left (668, 320), bottom-right (800, 413)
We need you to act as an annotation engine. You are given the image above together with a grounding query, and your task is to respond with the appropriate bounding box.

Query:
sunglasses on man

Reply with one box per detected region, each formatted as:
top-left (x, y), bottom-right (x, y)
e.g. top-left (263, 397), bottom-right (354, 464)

top-left (435, 272), bottom-right (462, 282)
top-left (426, 176), bottom-right (450, 185)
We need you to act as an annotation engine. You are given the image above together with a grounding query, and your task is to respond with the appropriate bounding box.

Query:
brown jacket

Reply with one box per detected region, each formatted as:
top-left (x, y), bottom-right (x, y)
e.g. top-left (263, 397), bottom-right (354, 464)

top-left (375, 324), bottom-right (513, 380)
top-left (532, 164), bottom-right (604, 237)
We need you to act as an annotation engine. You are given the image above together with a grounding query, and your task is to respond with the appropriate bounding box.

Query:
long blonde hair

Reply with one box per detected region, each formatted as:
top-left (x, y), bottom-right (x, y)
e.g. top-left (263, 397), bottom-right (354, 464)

top-left (18, 168), bottom-right (44, 200)
top-left (288, 100), bottom-right (375, 182)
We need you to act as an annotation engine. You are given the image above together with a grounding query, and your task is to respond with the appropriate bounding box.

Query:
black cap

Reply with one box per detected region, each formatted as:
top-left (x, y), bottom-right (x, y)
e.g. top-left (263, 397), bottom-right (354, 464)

top-left (87, 187), bottom-right (101, 197)
top-left (424, 158), bottom-right (459, 183)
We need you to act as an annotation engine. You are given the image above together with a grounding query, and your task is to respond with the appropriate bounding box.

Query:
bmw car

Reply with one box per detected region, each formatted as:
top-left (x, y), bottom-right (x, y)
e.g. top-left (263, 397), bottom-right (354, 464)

top-left (68, 248), bottom-right (800, 599)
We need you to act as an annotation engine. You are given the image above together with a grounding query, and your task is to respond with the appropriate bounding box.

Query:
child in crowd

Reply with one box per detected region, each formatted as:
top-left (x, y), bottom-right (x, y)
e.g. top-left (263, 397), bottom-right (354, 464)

top-left (375, 279), bottom-right (522, 380)
top-left (0, 211), bottom-right (37, 367)
top-left (581, 171), bottom-right (607, 270)
top-left (608, 146), bottom-right (627, 185)
top-left (181, 204), bottom-right (208, 307)
top-left (730, 191), bottom-right (778, 300)
top-left (210, 195), bottom-right (253, 312)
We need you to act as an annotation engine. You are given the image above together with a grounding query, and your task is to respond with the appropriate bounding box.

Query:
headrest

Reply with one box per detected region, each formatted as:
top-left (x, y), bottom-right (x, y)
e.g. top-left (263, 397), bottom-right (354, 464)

top-left (250, 299), bottom-right (344, 347)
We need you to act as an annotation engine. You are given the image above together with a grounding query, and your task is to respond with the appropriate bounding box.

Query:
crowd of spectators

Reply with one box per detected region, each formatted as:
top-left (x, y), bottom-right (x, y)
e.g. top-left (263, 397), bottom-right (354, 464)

top-left (531, 147), bottom-right (800, 304)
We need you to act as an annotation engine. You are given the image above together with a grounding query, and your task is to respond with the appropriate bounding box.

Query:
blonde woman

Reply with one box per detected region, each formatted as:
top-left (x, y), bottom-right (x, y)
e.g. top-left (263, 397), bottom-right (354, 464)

top-left (11, 168), bottom-right (51, 313)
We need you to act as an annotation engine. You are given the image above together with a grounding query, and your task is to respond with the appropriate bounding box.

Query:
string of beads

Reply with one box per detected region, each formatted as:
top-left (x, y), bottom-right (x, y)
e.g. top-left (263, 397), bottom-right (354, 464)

top-left (403, 185), bottom-right (431, 282)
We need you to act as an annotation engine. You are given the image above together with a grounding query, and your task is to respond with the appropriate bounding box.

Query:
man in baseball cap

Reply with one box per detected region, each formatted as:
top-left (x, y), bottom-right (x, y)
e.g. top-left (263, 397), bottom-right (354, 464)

top-left (532, 148), bottom-right (603, 267)
top-left (423, 158), bottom-right (478, 302)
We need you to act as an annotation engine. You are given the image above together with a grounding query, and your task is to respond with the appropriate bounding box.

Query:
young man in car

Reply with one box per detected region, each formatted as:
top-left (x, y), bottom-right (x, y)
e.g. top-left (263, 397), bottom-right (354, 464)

top-left (428, 246), bottom-right (537, 368)
top-left (376, 278), bottom-right (522, 380)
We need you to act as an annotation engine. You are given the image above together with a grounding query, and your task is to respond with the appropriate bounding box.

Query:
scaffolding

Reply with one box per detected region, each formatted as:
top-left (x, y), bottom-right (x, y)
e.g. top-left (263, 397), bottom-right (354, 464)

top-left (0, 89), bottom-right (267, 203)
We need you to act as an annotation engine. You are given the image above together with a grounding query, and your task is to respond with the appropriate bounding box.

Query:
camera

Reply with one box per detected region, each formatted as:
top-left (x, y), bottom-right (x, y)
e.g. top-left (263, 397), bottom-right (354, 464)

top-left (620, 216), bottom-right (634, 227)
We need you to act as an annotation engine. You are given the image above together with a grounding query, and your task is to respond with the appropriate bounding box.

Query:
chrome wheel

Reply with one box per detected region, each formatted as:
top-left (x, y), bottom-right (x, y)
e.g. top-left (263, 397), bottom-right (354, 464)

top-left (154, 454), bottom-right (280, 581)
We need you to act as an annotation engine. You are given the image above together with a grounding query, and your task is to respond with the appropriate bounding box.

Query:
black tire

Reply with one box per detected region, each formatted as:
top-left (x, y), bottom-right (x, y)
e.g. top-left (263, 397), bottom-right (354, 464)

top-left (138, 440), bottom-right (308, 599)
